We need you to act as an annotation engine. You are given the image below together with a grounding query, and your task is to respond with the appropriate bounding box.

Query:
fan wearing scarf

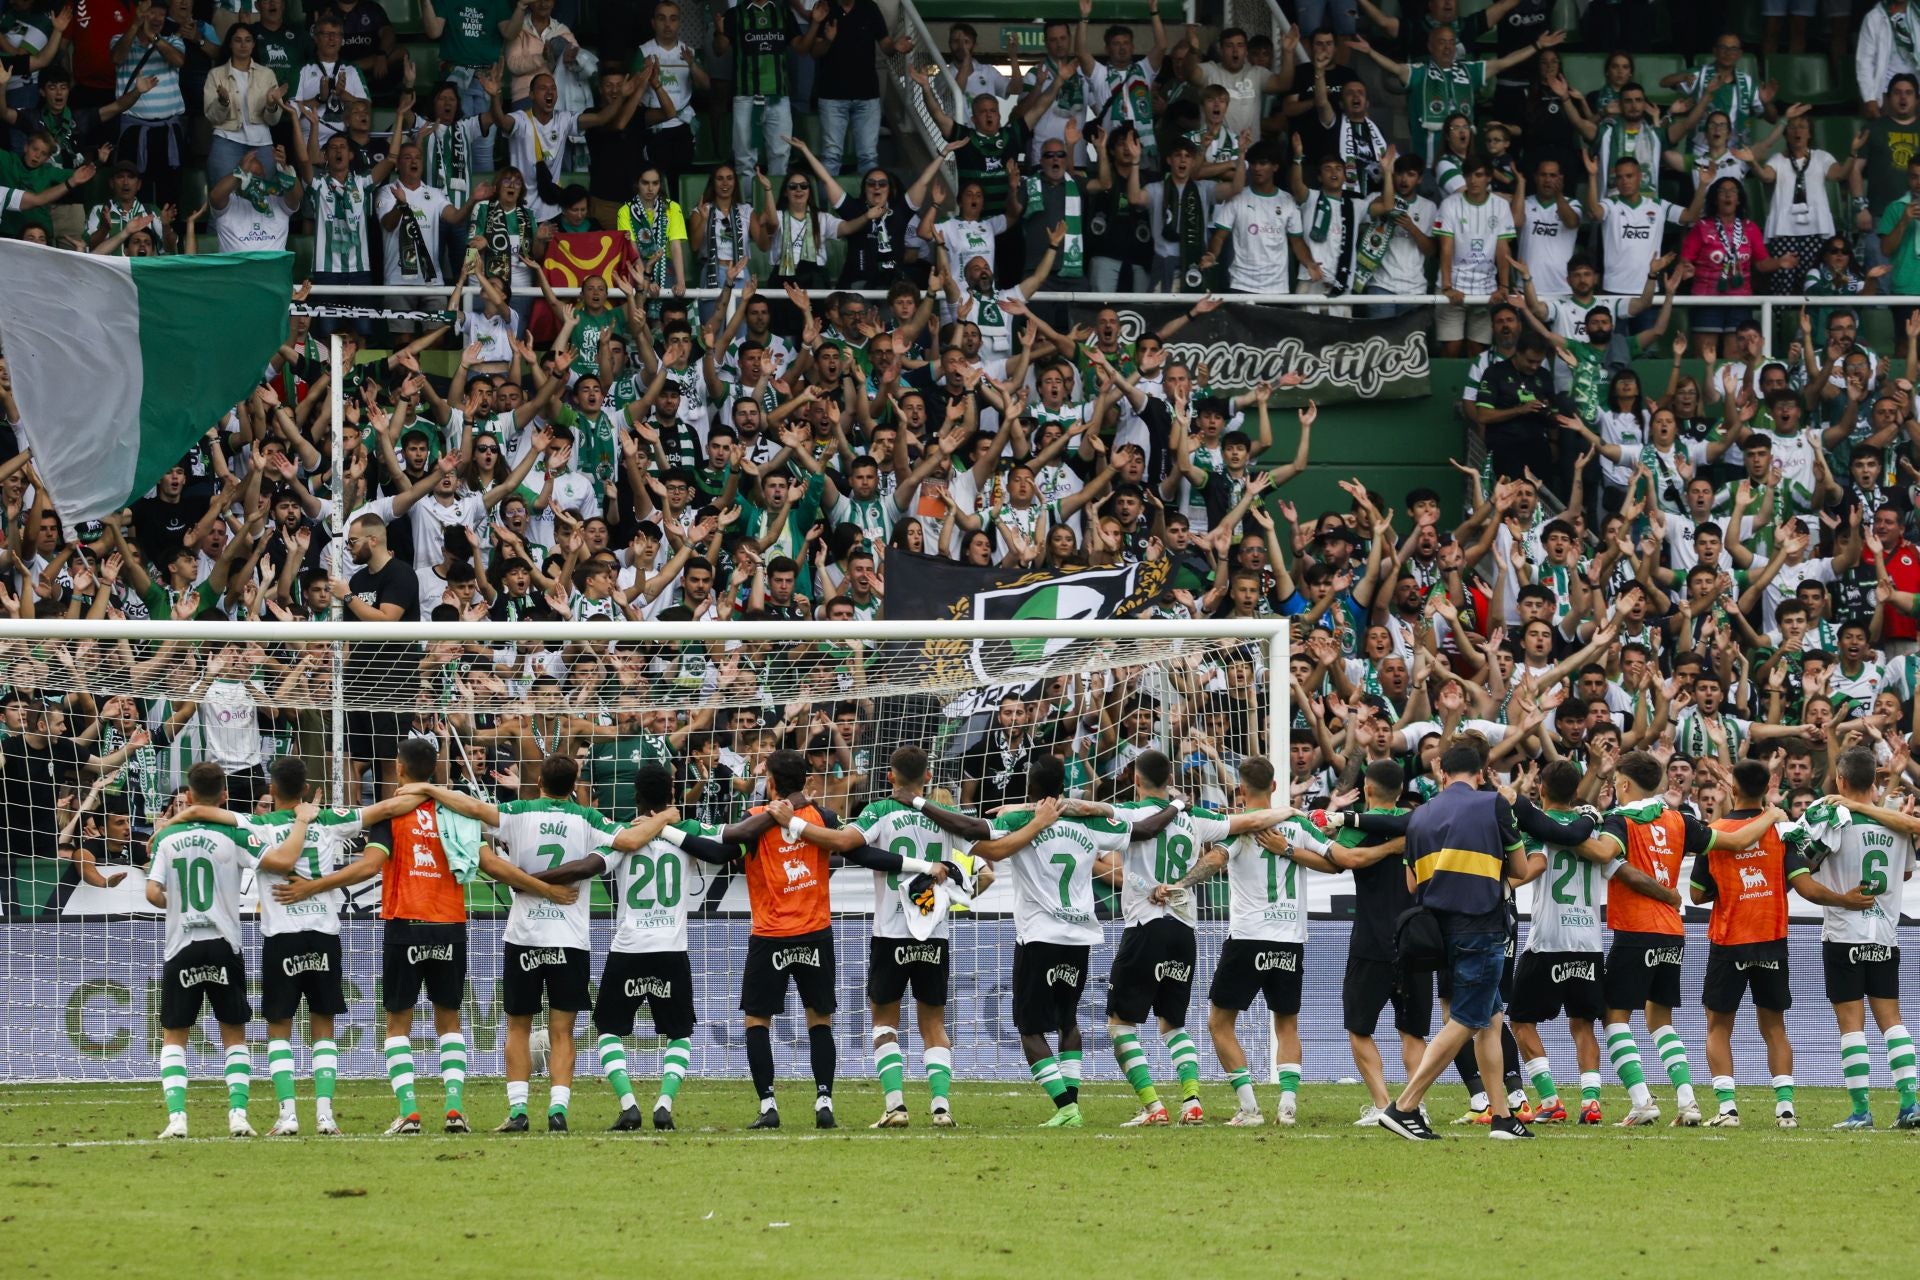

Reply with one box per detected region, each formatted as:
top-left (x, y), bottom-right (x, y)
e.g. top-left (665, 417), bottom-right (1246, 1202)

top-left (208, 143), bottom-right (303, 252)
top-left (780, 746), bottom-right (989, 1129)
top-left (1008, 129), bottom-right (1087, 286)
top-left (1093, 4), bottom-right (1166, 169)
top-left (1288, 136), bottom-right (1371, 301)
top-left (375, 141), bottom-right (491, 330)
top-left (486, 68), bottom-right (637, 223)
top-left (616, 166), bottom-right (688, 314)
top-left (290, 103), bottom-right (400, 334)
top-left (1145, 138), bottom-right (1217, 292)
top-left (1680, 178), bottom-right (1797, 362)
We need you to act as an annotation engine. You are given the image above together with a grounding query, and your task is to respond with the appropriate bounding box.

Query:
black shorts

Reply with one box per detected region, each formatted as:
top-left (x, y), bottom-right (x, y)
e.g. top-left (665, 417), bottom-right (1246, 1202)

top-left (1208, 939), bottom-right (1304, 1015)
top-left (740, 928), bottom-right (837, 1018)
top-left (382, 919), bottom-right (468, 1013)
top-left (347, 711), bottom-right (404, 769)
top-left (1823, 941), bottom-right (1902, 1004)
top-left (501, 943), bottom-right (592, 1016)
top-left (1604, 931), bottom-right (1685, 1012)
top-left (160, 939), bottom-right (250, 1029)
top-left (1342, 952), bottom-right (1434, 1039)
top-left (867, 936), bottom-right (950, 1008)
top-left (1011, 940), bottom-right (1090, 1036)
top-left (259, 930), bottom-right (347, 1023)
top-left (1508, 950), bottom-right (1606, 1024)
top-left (1106, 917), bottom-right (1198, 1026)
top-left (595, 950), bottom-right (697, 1040)
top-left (1702, 944), bottom-right (1792, 1013)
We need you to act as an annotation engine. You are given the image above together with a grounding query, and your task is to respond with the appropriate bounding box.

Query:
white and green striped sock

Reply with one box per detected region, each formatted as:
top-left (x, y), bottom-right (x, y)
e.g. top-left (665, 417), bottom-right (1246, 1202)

top-left (1164, 1029), bottom-right (1201, 1100)
top-left (1606, 1023), bottom-right (1652, 1109)
top-left (1030, 1055), bottom-right (1069, 1105)
top-left (1227, 1066), bottom-right (1256, 1113)
top-left (548, 1085), bottom-right (570, 1117)
top-left (872, 1029), bottom-right (906, 1111)
top-left (1772, 1074), bottom-right (1794, 1116)
top-left (598, 1033), bottom-right (636, 1111)
top-left (223, 1045), bottom-right (251, 1112)
top-left (312, 1040), bottom-right (338, 1109)
top-left (1276, 1061), bottom-right (1301, 1112)
top-left (437, 1032), bottom-right (467, 1114)
top-left (923, 1047), bottom-right (953, 1112)
top-left (1058, 1049), bottom-right (1083, 1087)
top-left (384, 1035), bottom-right (417, 1117)
top-left (159, 1043), bottom-right (188, 1116)
top-left (1885, 1025), bottom-right (1916, 1107)
top-left (1651, 1025), bottom-right (1695, 1108)
top-left (1842, 1030), bottom-right (1872, 1113)
top-left (267, 1038), bottom-right (297, 1113)
top-left (506, 1079), bottom-right (530, 1117)
top-left (1525, 1055), bottom-right (1558, 1108)
top-left (657, 1037), bottom-right (691, 1110)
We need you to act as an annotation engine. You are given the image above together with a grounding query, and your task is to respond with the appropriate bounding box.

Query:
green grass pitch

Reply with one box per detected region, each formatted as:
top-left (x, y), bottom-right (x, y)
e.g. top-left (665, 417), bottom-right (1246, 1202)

top-left (6, 1079), bottom-right (1920, 1278)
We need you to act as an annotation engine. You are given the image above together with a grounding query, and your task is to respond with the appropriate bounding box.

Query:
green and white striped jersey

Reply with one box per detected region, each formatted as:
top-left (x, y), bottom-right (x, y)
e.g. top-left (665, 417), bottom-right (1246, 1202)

top-left (608, 819), bottom-right (719, 954)
top-left (150, 820), bottom-right (267, 960)
top-left (1521, 807), bottom-right (1616, 954)
top-left (491, 798), bottom-right (621, 949)
top-left (991, 810), bottom-right (1131, 945)
top-left (309, 173), bottom-right (373, 274)
top-left (244, 807), bottom-right (365, 937)
top-left (855, 798), bottom-right (960, 940)
top-left (1225, 815), bottom-right (1324, 944)
top-left (1112, 798), bottom-right (1231, 926)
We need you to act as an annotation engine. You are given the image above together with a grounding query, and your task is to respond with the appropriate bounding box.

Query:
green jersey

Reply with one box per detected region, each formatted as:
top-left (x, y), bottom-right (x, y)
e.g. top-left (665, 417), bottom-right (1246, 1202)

top-left (434, 0), bottom-right (509, 68)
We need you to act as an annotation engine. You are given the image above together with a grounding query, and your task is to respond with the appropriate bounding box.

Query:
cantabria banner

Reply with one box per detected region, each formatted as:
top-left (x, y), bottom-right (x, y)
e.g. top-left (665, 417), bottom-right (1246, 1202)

top-left (1065, 301), bottom-right (1429, 403)
top-left (884, 551), bottom-right (1170, 684)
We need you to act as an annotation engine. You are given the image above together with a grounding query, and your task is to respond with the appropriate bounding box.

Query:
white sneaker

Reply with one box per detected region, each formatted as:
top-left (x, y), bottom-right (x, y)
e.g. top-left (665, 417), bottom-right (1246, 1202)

top-left (1354, 1105), bottom-right (1385, 1127)
top-left (1616, 1104), bottom-right (1662, 1127)
top-left (158, 1113), bottom-right (188, 1140)
top-left (1705, 1109), bottom-right (1740, 1128)
top-left (1776, 1110), bottom-right (1799, 1129)
top-left (1276, 1100), bottom-right (1297, 1127)
top-left (267, 1114), bottom-right (300, 1137)
top-left (1225, 1108), bottom-right (1266, 1127)
top-left (930, 1110), bottom-right (956, 1128)
top-left (316, 1115), bottom-right (343, 1136)
top-left (1672, 1102), bottom-right (1703, 1127)
top-left (228, 1108), bottom-right (256, 1138)
top-left (1120, 1102), bottom-right (1171, 1127)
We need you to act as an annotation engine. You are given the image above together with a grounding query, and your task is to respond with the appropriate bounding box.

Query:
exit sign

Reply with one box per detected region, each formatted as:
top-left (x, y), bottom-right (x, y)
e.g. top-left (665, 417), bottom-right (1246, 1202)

top-left (1004, 26), bottom-right (1047, 51)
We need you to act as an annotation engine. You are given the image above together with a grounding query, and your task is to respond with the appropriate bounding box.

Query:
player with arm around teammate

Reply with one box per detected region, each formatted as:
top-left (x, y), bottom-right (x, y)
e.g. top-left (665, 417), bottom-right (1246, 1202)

top-left (1796, 747), bottom-right (1920, 1130)
top-left (780, 745), bottom-right (994, 1129)
top-left (149, 762), bottom-right (301, 1139)
top-left (524, 762), bottom-right (737, 1131)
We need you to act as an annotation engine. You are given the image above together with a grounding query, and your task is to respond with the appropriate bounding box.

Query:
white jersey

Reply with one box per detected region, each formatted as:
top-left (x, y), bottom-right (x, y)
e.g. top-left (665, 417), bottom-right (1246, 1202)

top-left (1596, 194), bottom-right (1681, 293)
top-left (1434, 191), bottom-right (1515, 295)
top-left (1795, 811), bottom-right (1915, 946)
top-left (245, 807), bottom-right (364, 938)
top-left (1517, 196), bottom-right (1582, 296)
top-left (855, 798), bottom-right (962, 941)
top-left (992, 810), bottom-right (1131, 945)
top-left (1113, 799), bottom-right (1231, 926)
top-left (1210, 187), bottom-right (1302, 295)
top-left (607, 819), bottom-right (718, 954)
top-left (1521, 809), bottom-right (1617, 953)
top-left (151, 820), bottom-right (267, 960)
top-left (490, 797), bottom-right (620, 949)
top-left (1225, 816), bottom-right (1325, 943)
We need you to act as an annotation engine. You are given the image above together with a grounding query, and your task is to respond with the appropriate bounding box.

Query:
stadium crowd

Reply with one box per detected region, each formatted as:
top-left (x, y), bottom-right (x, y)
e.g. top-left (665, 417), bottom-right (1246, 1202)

top-left (6, 0), bottom-right (1920, 1138)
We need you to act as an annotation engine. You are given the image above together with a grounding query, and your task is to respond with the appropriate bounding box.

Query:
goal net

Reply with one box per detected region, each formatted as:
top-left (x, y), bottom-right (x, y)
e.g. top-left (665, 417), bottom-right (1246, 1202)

top-left (0, 618), bottom-right (1299, 1085)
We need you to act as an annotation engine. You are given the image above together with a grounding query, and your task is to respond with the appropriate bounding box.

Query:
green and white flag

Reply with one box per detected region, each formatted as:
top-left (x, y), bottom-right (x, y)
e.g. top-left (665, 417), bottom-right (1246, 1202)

top-left (0, 242), bottom-right (293, 530)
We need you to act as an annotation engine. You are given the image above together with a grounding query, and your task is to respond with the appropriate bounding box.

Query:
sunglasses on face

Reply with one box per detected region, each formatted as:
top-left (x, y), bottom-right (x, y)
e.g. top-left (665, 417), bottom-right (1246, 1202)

top-left (786, 182), bottom-right (809, 191)
top-left (1042, 150), bottom-right (1067, 159)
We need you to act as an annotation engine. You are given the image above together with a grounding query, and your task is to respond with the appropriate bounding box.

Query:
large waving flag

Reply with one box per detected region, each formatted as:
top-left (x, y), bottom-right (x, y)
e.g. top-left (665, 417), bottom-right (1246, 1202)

top-left (0, 242), bottom-right (292, 530)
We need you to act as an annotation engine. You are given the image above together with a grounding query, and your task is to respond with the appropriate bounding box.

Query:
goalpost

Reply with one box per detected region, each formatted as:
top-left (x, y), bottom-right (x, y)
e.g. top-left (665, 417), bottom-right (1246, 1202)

top-left (0, 618), bottom-right (1294, 1086)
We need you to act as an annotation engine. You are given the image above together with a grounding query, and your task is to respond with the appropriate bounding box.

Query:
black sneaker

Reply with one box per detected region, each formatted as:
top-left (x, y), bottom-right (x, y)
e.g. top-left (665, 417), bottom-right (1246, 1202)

top-left (1489, 1114), bottom-right (1535, 1140)
top-left (609, 1106), bottom-right (645, 1132)
top-left (547, 1111), bottom-right (569, 1134)
top-left (815, 1105), bottom-right (838, 1130)
top-left (1378, 1104), bottom-right (1441, 1141)
top-left (747, 1108), bottom-right (781, 1130)
top-left (653, 1106), bottom-right (676, 1132)
top-left (493, 1112), bottom-right (529, 1134)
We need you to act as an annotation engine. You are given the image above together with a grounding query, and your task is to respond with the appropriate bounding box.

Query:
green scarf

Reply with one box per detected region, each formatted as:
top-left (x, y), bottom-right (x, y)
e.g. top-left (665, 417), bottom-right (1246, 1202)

top-left (1046, 58), bottom-right (1084, 110)
top-left (1607, 797), bottom-right (1665, 822)
top-left (629, 195), bottom-right (671, 296)
top-left (1351, 194), bottom-right (1409, 293)
top-left (1162, 176), bottom-right (1205, 270)
top-left (1102, 60), bottom-right (1153, 136)
top-left (1893, 3), bottom-right (1919, 65)
top-left (234, 166), bottom-right (297, 214)
top-left (1023, 174), bottom-right (1083, 276)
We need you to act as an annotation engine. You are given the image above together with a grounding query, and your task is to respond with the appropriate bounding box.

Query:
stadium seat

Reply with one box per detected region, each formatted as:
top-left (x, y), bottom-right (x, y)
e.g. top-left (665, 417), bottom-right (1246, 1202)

top-left (1728, 0), bottom-right (1764, 44)
top-left (911, 0), bottom-right (1157, 18)
top-left (1559, 52), bottom-right (1608, 100)
top-left (1811, 114), bottom-right (1860, 159)
top-left (1770, 53), bottom-right (1848, 108)
top-left (1859, 305), bottom-right (1897, 355)
top-left (1636, 54), bottom-right (1690, 105)
top-left (386, 0), bottom-right (424, 37)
